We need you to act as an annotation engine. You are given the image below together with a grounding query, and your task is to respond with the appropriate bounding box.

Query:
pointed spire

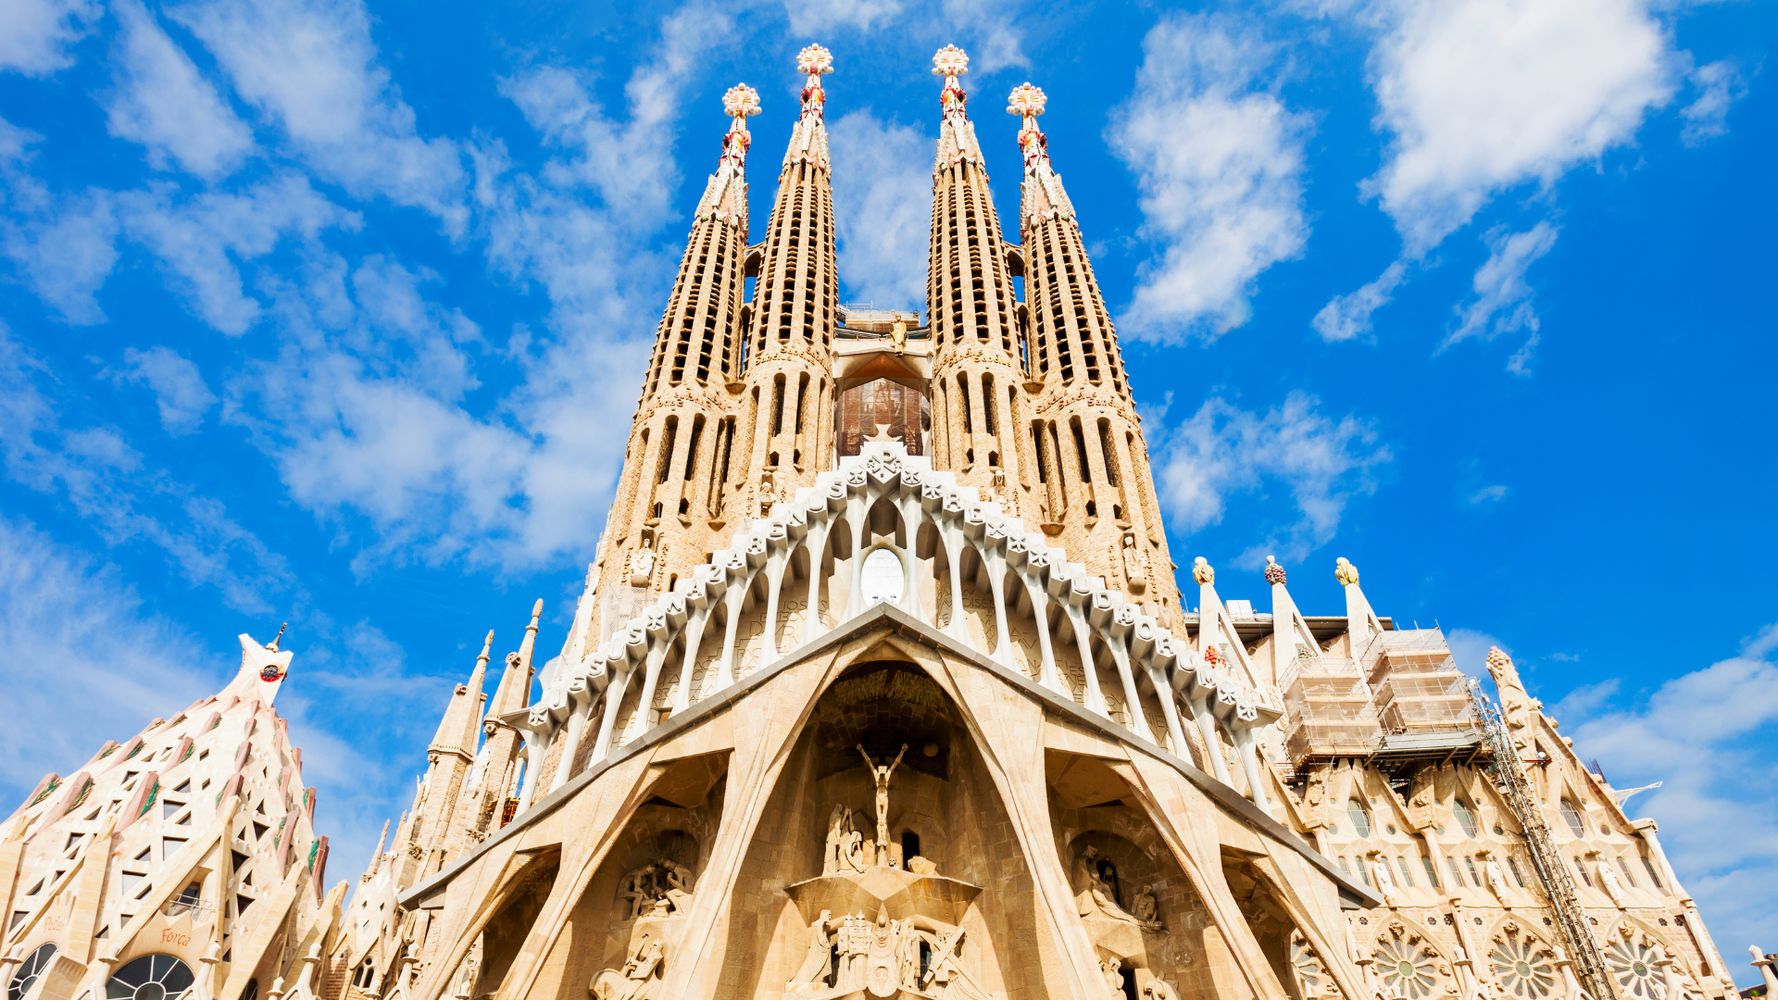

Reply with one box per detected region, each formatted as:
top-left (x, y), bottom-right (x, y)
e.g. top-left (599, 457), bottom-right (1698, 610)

top-left (1008, 82), bottom-right (1075, 227)
top-left (784, 44), bottom-right (833, 171)
top-left (1336, 557), bottom-right (1384, 651)
top-left (486, 602), bottom-right (542, 724)
top-left (932, 44), bottom-right (984, 172)
top-left (694, 83), bottom-right (760, 228)
top-left (427, 631), bottom-right (491, 761)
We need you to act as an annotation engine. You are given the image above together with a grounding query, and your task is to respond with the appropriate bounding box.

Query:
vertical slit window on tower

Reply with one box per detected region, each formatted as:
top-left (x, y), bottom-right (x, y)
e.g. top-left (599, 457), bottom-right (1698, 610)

top-left (682, 416), bottom-right (704, 480)
top-left (958, 376), bottom-right (973, 434)
top-left (1098, 421), bottom-right (1120, 487)
top-left (655, 419), bottom-right (677, 485)
top-left (1071, 420), bottom-right (1091, 482)
top-left (1031, 423), bottom-right (1047, 482)
top-left (795, 374), bottom-right (808, 434)
top-left (771, 375), bottom-right (786, 437)
top-left (1049, 423), bottom-right (1066, 505)
top-left (981, 374), bottom-right (996, 435)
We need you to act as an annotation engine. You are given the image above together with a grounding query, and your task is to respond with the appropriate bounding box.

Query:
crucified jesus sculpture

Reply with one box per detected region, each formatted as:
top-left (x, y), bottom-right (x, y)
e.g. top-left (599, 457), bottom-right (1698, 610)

top-left (858, 743), bottom-right (908, 856)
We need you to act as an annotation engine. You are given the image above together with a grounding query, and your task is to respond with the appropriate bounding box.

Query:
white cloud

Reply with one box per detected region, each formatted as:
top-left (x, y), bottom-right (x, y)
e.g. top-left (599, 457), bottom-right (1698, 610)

top-left (1680, 60), bottom-right (1747, 147)
top-left (1359, 0), bottom-right (1679, 255)
top-left (1152, 391), bottom-right (1392, 562)
top-left (1559, 627), bottom-right (1778, 968)
top-left (1312, 259), bottom-right (1407, 342)
top-left (829, 110), bottom-right (932, 311)
top-left (0, 513), bottom-right (220, 799)
top-left (1108, 13), bottom-right (1310, 342)
top-left (107, 346), bottom-right (218, 435)
top-left (106, 0), bottom-right (255, 178)
top-left (780, 0), bottom-right (902, 35)
top-left (0, 323), bottom-right (297, 611)
top-left (938, 0), bottom-right (1026, 73)
top-left (1, 191), bottom-right (118, 325)
top-left (1445, 221), bottom-right (1558, 371)
top-left (1445, 627), bottom-right (1505, 680)
top-left (117, 173), bottom-right (359, 334)
top-left (170, 0), bottom-right (467, 228)
top-left (0, 0), bottom-right (98, 77)
top-left (1465, 483), bottom-right (1509, 505)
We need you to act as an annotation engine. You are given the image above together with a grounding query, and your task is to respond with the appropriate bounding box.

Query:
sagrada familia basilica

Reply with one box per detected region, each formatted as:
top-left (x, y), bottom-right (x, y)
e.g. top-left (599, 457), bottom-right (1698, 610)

top-left (3, 42), bottom-right (1768, 1000)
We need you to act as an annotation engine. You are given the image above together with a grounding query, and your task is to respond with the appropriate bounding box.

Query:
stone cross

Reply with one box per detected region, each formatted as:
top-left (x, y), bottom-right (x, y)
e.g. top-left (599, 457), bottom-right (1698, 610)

top-left (858, 743), bottom-right (908, 855)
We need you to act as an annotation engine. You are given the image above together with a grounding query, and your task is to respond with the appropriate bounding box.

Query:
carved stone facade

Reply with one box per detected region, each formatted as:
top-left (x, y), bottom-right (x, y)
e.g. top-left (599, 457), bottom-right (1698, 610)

top-left (4, 42), bottom-right (1746, 1000)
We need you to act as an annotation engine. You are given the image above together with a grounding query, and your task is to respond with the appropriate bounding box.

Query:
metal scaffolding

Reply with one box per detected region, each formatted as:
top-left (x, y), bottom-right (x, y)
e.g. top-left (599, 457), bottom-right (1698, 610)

top-left (1472, 685), bottom-right (1615, 1000)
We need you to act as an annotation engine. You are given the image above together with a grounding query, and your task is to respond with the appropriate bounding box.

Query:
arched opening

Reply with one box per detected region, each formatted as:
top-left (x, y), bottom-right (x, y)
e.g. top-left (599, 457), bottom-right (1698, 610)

top-left (835, 378), bottom-right (929, 459)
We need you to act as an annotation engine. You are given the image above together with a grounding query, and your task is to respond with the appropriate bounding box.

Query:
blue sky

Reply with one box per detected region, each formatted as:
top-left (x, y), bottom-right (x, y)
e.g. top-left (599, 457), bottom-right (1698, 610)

top-left (2, 0), bottom-right (1773, 976)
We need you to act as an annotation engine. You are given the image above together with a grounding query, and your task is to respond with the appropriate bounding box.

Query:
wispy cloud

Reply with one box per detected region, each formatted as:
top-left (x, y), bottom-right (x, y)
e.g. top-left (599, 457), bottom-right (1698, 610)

top-left (1558, 627), bottom-right (1778, 963)
top-left (829, 110), bottom-right (932, 311)
top-left (106, 0), bottom-right (255, 178)
top-left (1680, 60), bottom-right (1748, 147)
top-left (0, 0), bottom-right (99, 77)
top-left (1108, 12), bottom-right (1310, 342)
top-left (1152, 391), bottom-right (1392, 563)
top-left (104, 346), bottom-right (219, 436)
top-left (1312, 259), bottom-right (1408, 342)
top-left (1446, 221), bottom-right (1559, 372)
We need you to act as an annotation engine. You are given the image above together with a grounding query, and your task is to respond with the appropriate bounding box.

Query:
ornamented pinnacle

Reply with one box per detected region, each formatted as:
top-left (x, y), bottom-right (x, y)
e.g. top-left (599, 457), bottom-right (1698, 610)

top-left (797, 43), bottom-right (834, 78)
top-left (1264, 555), bottom-right (1286, 586)
top-left (1334, 557), bottom-right (1359, 587)
top-left (933, 45), bottom-right (969, 119)
top-left (1485, 646), bottom-right (1512, 671)
top-left (722, 83), bottom-right (761, 121)
top-left (1006, 82), bottom-right (1045, 119)
top-left (787, 46), bottom-right (834, 169)
top-left (1192, 556), bottom-right (1215, 586)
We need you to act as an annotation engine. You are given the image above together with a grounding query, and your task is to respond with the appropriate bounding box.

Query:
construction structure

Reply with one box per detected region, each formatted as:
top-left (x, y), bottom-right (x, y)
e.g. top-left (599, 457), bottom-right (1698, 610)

top-left (3, 43), bottom-right (1744, 1000)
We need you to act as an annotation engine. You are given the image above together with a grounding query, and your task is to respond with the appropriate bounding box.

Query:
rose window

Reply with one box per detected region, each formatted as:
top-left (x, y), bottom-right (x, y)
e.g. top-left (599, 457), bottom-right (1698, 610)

top-left (1291, 933), bottom-right (1328, 996)
top-left (9, 944), bottom-right (57, 1000)
top-left (1606, 935), bottom-right (1667, 1000)
top-left (106, 955), bottom-right (196, 1000)
top-left (1489, 934), bottom-right (1558, 998)
top-left (1375, 934), bottom-right (1440, 999)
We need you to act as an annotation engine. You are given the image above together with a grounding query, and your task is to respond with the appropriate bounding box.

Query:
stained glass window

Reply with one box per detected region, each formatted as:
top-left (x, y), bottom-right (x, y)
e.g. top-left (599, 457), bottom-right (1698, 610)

top-left (1453, 799), bottom-right (1479, 839)
top-left (106, 955), bottom-right (195, 1000)
top-left (9, 944), bottom-right (56, 1000)
top-left (1347, 799), bottom-right (1372, 838)
top-left (1560, 801), bottom-right (1585, 838)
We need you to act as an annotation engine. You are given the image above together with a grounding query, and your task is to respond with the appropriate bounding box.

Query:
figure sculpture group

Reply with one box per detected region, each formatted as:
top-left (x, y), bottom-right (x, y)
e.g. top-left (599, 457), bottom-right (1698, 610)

top-left (617, 858), bottom-right (695, 920)
top-left (1073, 846), bottom-right (1163, 931)
top-left (787, 908), bottom-right (984, 998)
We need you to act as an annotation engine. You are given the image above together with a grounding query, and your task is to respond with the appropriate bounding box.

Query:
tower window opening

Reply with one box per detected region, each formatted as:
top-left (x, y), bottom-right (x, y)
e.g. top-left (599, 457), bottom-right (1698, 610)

top-left (656, 418), bottom-right (678, 484)
top-left (1071, 420), bottom-right (1091, 482)
top-left (795, 374), bottom-right (808, 433)
top-left (678, 498), bottom-right (689, 515)
top-left (988, 451), bottom-right (999, 467)
top-left (981, 374), bottom-right (997, 434)
top-left (1031, 424), bottom-right (1048, 482)
top-left (682, 416), bottom-right (705, 480)
top-left (771, 375), bottom-right (786, 436)
top-left (1097, 420), bottom-right (1120, 486)
top-left (958, 376), bottom-right (973, 434)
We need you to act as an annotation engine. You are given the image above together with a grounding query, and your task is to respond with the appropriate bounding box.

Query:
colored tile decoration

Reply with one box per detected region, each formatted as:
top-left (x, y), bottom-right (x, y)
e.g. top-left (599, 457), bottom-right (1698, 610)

top-left (273, 816), bottom-right (287, 847)
top-left (99, 743), bottom-right (118, 758)
top-left (307, 840), bottom-right (319, 872)
top-left (1265, 560), bottom-right (1287, 586)
top-left (70, 778), bottom-right (93, 810)
top-left (29, 777), bottom-right (60, 806)
top-left (124, 740), bottom-right (143, 759)
top-left (138, 780), bottom-right (159, 818)
top-left (209, 716), bottom-right (221, 730)
top-left (179, 742), bottom-right (194, 763)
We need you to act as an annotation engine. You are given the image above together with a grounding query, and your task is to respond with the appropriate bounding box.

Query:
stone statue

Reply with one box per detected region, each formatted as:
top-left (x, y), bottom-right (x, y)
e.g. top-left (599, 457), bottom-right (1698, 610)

top-left (1101, 958), bottom-right (1126, 997)
top-left (1335, 557), bottom-right (1360, 587)
top-left (1482, 852), bottom-right (1512, 903)
top-left (1406, 768), bottom-right (1438, 831)
top-left (787, 910), bottom-right (836, 990)
top-left (1132, 883), bottom-right (1163, 930)
top-left (627, 541), bottom-right (656, 588)
top-left (1120, 535), bottom-right (1149, 594)
top-left (1594, 853), bottom-right (1626, 907)
top-left (589, 934), bottom-right (664, 1000)
top-left (858, 743), bottom-right (908, 858)
top-left (890, 319), bottom-right (907, 354)
top-left (1369, 854), bottom-right (1401, 907)
top-left (1072, 846), bottom-right (1139, 924)
top-left (1301, 765), bottom-right (1329, 828)
top-left (824, 804), bottom-right (849, 874)
top-left (1142, 979), bottom-right (1181, 1000)
top-left (907, 855), bottom-right (938, 875)
top-left (617, 859), bottom-right (694, 919)
top-left (1192, 556), bottom-right (1214, 586)
top-left (753, 470), bottom-right (777, 517)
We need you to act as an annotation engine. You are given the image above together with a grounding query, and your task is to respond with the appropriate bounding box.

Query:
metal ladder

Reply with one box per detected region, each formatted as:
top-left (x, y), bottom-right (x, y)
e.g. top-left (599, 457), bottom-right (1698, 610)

top-left (1471, 684), bottom-right (1615, 1000)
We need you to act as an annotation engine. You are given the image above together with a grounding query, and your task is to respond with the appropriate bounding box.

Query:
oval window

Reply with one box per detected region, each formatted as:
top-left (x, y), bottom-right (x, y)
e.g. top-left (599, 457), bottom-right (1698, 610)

top-left (1453, 799), bottom-right (1479, 839)
top-left (860, 549), bottom-right (905, 605)
top-left (106, 955), bottom-right (196, 1000)
top-left (1346, 799), bottom-right (1372, 838)
top-left (9, 944), bottom-right (57, 1000)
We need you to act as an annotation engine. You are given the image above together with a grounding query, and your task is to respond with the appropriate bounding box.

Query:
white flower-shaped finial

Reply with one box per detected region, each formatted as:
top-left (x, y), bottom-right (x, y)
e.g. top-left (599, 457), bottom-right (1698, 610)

top-left (932, 44), bottom-right (969, 77)
top-left (722, 84), bottom-right (761, 119)
top-left (797, 44), bottom-right (834, 76)
top-left (1006, 82), bottom-right (1046, 118)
